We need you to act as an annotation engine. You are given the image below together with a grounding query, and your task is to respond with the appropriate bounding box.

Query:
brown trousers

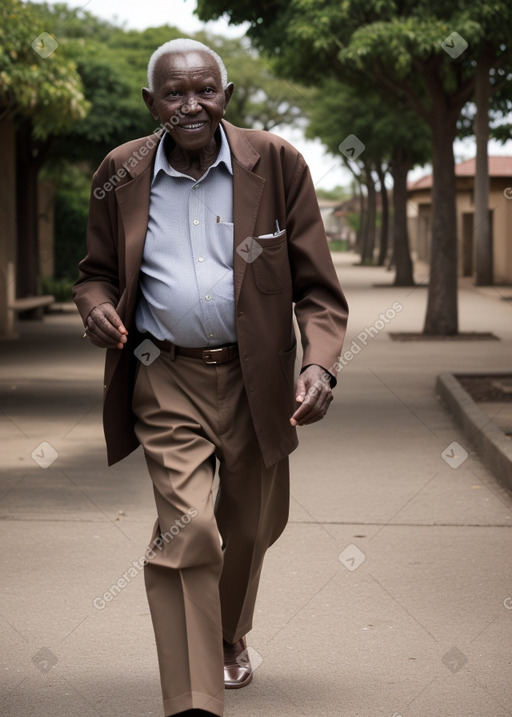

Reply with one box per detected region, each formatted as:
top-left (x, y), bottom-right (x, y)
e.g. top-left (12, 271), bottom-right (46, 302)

top-left (132, 351), bottom-right (290, 716)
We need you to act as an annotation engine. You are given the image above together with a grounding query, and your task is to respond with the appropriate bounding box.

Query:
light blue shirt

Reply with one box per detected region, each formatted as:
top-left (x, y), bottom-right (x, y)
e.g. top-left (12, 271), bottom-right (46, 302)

top-left (135, 125), bottom-right (236, 347)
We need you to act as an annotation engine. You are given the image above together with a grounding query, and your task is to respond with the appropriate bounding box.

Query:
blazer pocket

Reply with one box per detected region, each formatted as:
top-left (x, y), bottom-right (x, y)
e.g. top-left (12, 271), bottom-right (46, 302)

top-left (252, 231), bottom-right (291, 294)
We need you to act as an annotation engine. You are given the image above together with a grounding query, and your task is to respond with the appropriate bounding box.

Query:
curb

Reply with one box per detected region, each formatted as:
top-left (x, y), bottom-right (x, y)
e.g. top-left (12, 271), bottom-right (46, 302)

top-left (436, 371), bottom-right (512, 493)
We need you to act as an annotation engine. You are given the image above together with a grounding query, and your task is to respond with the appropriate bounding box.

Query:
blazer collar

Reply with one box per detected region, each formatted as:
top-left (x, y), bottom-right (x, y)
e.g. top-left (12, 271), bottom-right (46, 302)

top-left (122, 120), bottom-right (260, 179)
top-left (116, 121), bottom-right (265, 305)
top-left (221, 120), bottom-right (261, 171)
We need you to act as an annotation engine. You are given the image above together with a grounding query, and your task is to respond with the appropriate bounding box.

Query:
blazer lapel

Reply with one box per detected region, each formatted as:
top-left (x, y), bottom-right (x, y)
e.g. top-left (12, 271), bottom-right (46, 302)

top-left (114, 124), bottom-right (266, 317)
top-left (116, 170), bottom-right (152, 290)
top-left (223, 122), bottom-right (266, 302)
top-left (114, 136), bottom-right (160, 321)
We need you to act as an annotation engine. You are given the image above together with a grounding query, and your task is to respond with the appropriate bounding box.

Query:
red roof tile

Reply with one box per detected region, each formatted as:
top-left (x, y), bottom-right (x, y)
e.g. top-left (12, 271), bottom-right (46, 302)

top-left (409, 156), bottom-right (512, 190)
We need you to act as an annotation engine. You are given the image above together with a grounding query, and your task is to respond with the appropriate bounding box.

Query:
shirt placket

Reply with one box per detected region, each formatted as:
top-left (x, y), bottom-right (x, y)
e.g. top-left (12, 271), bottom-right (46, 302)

top-left (189, 179), bottom-right (217, 344)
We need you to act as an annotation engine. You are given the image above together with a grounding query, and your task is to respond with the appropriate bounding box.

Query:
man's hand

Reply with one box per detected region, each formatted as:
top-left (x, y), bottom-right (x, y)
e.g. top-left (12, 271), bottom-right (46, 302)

top-left (83, 303), bottom-right (128, 349)
top-left (290, 364), bottom-right (333, 427)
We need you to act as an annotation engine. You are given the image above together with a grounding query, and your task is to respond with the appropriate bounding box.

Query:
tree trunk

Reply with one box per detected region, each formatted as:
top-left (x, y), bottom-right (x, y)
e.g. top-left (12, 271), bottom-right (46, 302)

top-left (361, 163), bottom-right (376, 264)
top-left (15, 122), bottom-right (52, 318)
top-left (16, 123), bottom-right (40, 302)
top-left (474, 52), bottom-right (493, 286)
top-left (377, 164), bottom-right (389, 266)
top-left (423, 114), bottom-right (459, 335)
top-left (356, 181), bottom-right (366, 256)
top-left (392, 157), bottom-right (415, 286)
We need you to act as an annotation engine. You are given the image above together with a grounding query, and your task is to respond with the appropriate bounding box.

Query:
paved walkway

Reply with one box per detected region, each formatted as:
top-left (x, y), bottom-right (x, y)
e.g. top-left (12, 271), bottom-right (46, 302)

top-left (1, 253), bottom-right (511, 717)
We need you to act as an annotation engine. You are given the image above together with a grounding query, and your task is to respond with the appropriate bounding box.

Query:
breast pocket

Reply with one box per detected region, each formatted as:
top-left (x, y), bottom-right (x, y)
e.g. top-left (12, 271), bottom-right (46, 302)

top-left (251, 230), bottom-right (291, 294)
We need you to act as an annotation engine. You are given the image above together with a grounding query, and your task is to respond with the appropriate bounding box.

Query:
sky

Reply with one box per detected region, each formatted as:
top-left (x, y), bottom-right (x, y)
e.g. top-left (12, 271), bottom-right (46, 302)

top-left (26, 0), bottom-right (510, 190)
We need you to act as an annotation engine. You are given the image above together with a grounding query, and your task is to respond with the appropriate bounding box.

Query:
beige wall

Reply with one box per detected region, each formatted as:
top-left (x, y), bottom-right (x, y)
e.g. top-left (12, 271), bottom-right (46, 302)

top-left (408, 177), bottom-right (512, 283)
top-left (38, 180), bottom-right (56, 279)
top-left (0, 120), bottom-right (17, 336)
top-left (490, 179), bottom-right (512, 284)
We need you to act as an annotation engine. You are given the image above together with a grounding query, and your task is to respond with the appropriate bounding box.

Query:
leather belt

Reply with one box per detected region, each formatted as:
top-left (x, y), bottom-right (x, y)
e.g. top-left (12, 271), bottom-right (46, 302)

top-left (148, 336), bottom-right (239, 365)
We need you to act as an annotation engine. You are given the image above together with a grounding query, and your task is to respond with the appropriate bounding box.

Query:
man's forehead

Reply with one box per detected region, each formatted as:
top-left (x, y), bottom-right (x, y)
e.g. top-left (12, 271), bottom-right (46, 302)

top-left (154, 50), bottom-right (221, 81)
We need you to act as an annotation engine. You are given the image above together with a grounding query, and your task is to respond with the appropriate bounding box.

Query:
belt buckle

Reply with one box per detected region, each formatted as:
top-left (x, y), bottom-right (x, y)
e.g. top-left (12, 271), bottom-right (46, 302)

top-left (203, 347), bottom-right (224, 364)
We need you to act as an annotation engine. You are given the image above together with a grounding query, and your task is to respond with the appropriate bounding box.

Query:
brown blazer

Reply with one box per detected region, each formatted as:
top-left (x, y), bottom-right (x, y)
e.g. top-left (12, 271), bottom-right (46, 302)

top-left (73, 121), bottom-right (348, 467)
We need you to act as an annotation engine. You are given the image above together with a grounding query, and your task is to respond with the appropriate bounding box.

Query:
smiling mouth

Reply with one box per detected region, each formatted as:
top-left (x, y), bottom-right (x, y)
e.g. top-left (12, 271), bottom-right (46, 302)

top-left (180, 122), bottom-right (207, 131)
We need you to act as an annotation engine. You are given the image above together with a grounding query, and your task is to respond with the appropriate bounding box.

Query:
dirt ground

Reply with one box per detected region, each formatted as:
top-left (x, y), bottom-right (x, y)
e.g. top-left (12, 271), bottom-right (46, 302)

top-left (457, 375), bottom-right (512, 402)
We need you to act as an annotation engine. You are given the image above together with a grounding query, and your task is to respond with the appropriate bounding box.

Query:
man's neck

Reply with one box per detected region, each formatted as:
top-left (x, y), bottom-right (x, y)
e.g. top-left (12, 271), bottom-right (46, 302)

top-left (166, 130), bottom-right (221, 180)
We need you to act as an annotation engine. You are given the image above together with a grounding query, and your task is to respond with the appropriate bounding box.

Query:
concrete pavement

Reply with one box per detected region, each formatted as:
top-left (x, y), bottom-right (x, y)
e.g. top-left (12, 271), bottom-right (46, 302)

top-left (1, 253), bottom-right (511, 716)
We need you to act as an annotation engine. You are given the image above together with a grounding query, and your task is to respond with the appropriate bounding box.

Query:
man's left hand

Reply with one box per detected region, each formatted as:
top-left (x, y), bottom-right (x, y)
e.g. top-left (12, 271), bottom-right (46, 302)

top-left (290, 364), bottom-right (333, 427)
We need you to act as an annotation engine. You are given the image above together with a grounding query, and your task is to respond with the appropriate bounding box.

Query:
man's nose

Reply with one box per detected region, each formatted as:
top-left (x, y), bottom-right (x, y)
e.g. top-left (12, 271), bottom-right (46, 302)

top-left (183, 96), bottom-right (201, 114)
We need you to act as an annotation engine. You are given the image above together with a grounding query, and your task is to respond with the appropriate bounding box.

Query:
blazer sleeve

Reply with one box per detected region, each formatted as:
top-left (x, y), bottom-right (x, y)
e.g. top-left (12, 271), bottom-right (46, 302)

top-left (285, 154), bottom-right (349, 384)
top-left (72, 159), bottom-right (122, 325)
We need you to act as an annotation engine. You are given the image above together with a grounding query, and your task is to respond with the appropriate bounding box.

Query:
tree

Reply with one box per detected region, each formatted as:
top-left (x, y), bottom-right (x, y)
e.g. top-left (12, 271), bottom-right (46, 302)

top-left (193, 32), bottom-right (311, 131)
top-left (472, 44), bottom-right (511, 286)
top-left (196, 0), bottom-right (512, 333)
top-left (283, 77), bottom-right (430, 283)
top-left (26, 5), bottom-right (309, 281)
top-left (36, 10), bottom-right (310, 167)
top-left (1, 0), bottom-right (89, 304)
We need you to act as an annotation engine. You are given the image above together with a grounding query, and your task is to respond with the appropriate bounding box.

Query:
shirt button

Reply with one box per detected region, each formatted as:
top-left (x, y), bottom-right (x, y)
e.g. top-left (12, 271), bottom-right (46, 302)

top-left (198, 257), bottom-right (204, 262)
top-left (205, 294), bottom-right (212, 301)
top-left (209, 332), bottom-right (215, 338)
top-left (193, 219), bottom-right (200, 226)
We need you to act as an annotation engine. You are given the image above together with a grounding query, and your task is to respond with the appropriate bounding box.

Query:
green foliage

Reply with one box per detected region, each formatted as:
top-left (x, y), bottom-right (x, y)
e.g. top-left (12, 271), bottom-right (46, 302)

top-left (199, 34), bottom-right (311, 130)
top-left (51, 164), bottom-right (90, 280)
top-left (316, 186), bottom-right (350, 201)
top-left (13, 2), bottom-right (312, 284)
top-left (305, 77), bottom-right (431, 169)
top-left (25, 4), bottom-right (310, 163)
top-left (0, 0), bottom-right (89, 138)
top-left (41, 275), bottom-right (74, 301)
top-left (197, 0), bottom-right (512, 124)
top-left (31, 11), bottom-right (185, 163)
top-left (26, 2), bottom-right (118, 40)
top-left (328, 239), bottom-right (350, 252)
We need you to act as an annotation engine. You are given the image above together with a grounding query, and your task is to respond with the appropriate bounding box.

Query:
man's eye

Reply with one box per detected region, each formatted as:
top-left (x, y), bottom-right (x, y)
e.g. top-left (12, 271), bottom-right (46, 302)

top-left (167, 90), bottom-right (180, 98)
top-left (202, 87), bottom-right (214, 94)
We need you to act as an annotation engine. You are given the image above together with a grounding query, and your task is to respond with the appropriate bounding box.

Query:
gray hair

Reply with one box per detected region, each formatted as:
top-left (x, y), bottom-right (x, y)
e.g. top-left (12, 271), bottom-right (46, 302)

top-left (147, 38), bottom-right (228, 91)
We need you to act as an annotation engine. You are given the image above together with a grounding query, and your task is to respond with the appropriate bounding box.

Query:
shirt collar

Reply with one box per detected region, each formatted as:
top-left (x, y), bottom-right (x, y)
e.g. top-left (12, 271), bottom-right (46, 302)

top-left (153, 123), bottom-right (233, 182)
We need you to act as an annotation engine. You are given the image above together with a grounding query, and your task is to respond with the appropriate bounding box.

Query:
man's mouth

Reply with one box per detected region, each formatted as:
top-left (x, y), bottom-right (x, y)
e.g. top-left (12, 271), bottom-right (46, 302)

top-left (180, 121), bottom-right (207, 132)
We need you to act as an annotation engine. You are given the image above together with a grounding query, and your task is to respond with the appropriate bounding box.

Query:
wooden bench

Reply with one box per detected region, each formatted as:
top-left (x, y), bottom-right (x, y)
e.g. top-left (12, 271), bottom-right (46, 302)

top-left (1, 262), bottom-right (55, 336)
top-left (8, 295), bottom-right (55, 312)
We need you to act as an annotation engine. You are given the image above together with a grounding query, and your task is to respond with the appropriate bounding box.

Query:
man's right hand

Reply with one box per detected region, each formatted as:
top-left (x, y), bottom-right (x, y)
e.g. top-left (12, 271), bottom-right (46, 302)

top-left (83, 303), bottom-right (128, 349)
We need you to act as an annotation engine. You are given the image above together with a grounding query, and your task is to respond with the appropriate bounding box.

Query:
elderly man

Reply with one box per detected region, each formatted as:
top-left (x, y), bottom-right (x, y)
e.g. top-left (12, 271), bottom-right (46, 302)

top-left (74, 38), bottom-right (348, 717)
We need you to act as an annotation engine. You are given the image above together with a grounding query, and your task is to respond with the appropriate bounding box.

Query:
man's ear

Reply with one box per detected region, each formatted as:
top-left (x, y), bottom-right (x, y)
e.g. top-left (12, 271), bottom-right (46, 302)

top-left (223, 82), bottom-right (235, 110)
top-left (142, 88), bottom-right (159, 121)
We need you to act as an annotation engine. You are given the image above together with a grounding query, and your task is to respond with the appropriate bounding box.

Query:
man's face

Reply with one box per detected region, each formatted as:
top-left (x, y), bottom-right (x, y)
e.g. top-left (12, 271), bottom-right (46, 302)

top-left (143, 50), bottom-right (233, 153)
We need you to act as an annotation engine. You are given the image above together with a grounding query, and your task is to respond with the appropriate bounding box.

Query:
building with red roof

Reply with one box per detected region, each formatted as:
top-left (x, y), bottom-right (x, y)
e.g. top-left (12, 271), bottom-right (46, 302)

top-left (407, 157), bottom-right (512, 283)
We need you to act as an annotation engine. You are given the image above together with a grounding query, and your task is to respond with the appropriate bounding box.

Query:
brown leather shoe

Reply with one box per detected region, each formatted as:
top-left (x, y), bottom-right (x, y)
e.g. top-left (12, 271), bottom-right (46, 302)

top-left (223, 636), bottom-right (253, 689)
